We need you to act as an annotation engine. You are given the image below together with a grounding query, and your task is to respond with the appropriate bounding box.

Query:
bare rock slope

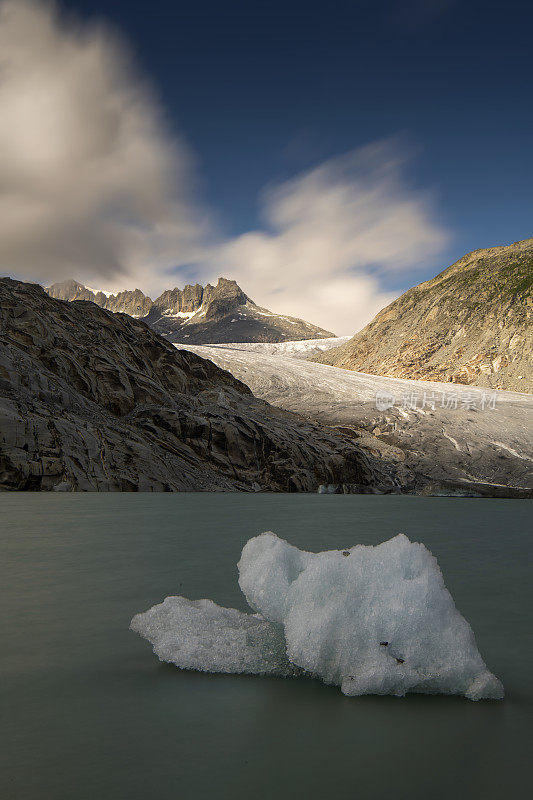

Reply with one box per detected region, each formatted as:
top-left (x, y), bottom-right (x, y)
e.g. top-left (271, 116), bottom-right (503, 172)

top-left (0, 279), bottom-right (378, 492)
top-left (316, 238), bottom-right (533, 393)
top-left (46, 277), bottom-right (334, 345)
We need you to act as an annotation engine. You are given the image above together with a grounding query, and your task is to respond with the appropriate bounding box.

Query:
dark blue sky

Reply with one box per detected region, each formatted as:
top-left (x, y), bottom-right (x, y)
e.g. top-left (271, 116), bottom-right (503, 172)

top-left (65, 0), bottom-right (532, 286)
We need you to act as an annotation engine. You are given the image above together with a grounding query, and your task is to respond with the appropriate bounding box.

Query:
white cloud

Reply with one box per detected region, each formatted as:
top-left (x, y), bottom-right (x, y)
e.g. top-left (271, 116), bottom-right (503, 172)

top-left (0, 1), bottom-right (450, 335)
top-left (0, 0), bottom-right (206, 290)
top-left (201, 142), bottom-right (449, 333)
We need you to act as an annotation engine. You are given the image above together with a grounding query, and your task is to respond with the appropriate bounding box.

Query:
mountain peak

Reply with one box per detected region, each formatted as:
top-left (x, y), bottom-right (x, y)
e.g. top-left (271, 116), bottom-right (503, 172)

top-left (45, 277), bottom-right (334, 343)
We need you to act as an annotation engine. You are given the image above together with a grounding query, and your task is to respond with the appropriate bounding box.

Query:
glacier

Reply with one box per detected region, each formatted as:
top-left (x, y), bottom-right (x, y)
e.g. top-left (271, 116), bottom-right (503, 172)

top-left (131, 533), bottom-right (504, 700)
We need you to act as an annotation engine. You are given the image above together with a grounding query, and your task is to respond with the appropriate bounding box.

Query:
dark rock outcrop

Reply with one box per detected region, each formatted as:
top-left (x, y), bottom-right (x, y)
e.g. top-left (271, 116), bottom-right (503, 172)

top-left (315, 238), bottom-right (533, 393)
top-left (0, 278), bottom-right (383, 492)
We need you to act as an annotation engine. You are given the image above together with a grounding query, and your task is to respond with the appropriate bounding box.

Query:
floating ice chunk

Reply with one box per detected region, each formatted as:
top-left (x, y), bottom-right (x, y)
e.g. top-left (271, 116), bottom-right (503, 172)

top-left (131, 533), bottom-right (503, 700)
top-left (130, 596), bottom-right (298, 676)
top-left (238, 533), bottom-right (504, 700)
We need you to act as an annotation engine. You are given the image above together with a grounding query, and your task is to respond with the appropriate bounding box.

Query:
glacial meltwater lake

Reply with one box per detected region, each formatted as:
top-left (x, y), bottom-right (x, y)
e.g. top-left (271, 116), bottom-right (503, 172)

top-left (1, 494), bottom-right (532, 800)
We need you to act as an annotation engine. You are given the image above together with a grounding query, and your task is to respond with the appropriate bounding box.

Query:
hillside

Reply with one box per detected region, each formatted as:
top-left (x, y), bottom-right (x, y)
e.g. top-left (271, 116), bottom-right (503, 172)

top-left (0, 278), bottom-right (380, 492)
top-left (46, 277), bottom-right (334, 344)
top-left (315, 238), bottom-right (533, 393)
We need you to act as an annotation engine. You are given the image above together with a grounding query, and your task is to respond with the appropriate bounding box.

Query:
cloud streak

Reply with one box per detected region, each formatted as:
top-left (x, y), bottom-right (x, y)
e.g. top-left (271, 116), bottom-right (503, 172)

top-left (201, 142), bottom-right (448, 333)
top-left (0, 0), bottom-right (450, 335)
top-left (0, 0), bottom-right (205, 288)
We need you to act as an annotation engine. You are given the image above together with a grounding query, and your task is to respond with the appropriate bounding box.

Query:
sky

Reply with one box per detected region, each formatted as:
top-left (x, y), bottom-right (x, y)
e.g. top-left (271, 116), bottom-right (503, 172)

top-left (1, 0), bottom-right (531, 334)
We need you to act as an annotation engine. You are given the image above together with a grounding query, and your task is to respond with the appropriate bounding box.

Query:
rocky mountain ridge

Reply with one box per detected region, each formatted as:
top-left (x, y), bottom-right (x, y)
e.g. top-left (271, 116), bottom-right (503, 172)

top-left (315, 238), bottom-right (533, 393)
top-left (46, 277), bottom-right (334, 344)
top-left (0, 278), bottom-right (384, 492)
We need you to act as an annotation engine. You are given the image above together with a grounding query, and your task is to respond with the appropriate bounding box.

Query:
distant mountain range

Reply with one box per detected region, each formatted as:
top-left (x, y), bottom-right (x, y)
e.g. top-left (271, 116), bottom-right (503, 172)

top-left (46, 277), bottom-right (334, 344)
top-left (315, 238), bottom-right (533, 393)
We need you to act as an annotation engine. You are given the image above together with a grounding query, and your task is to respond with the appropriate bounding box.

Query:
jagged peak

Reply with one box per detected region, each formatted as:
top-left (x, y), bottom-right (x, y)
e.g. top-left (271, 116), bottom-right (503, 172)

top-left (47, 275), bottom-right (250, 302)
top-left (43, 275), bottom-right (333, 342)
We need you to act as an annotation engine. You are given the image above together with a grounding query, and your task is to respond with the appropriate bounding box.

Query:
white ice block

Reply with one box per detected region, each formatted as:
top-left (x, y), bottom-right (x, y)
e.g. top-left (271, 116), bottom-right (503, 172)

top-left (130, 595), bottom-right (298, 676)
top-left (238, 533), bottom-right (504, 700)
top-left (131, 532), bottom-right (504, 700)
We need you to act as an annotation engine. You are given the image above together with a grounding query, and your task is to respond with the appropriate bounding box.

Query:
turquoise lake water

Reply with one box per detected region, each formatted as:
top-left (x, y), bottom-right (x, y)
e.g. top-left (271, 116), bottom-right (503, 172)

top-left (1, 494), bottom-right (531, 799)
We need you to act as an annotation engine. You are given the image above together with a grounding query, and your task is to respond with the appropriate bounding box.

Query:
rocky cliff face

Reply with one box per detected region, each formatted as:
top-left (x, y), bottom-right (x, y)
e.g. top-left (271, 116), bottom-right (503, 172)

top-left (46, 277), bottom-right (334, 344)
top-left (152, 283), bottom-right (206, 315)
top-left (316, 238), bottom-right (533, 393)
top-left (46, 279), bottom-right (96, 303)
top-left (101, 289), bottom-right (154, 317)
top-left (0, 278), bottom-right (384, 492)
top-left (46, 279), bottom-right (153, 318)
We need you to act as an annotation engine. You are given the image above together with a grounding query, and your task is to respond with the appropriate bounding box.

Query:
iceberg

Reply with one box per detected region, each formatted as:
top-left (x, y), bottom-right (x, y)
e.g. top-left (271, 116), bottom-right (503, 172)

top-left (130, 596), bottom-right (300, 676)
top-left (131, 533), bottom-right (504, 700)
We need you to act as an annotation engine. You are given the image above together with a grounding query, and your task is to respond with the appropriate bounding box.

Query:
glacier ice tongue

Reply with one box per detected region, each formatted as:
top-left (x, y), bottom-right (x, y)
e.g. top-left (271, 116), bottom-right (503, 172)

top-left (130, 596), bottom-right (299, 676)
top-left (237, 533), bottom-right (504, 700)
